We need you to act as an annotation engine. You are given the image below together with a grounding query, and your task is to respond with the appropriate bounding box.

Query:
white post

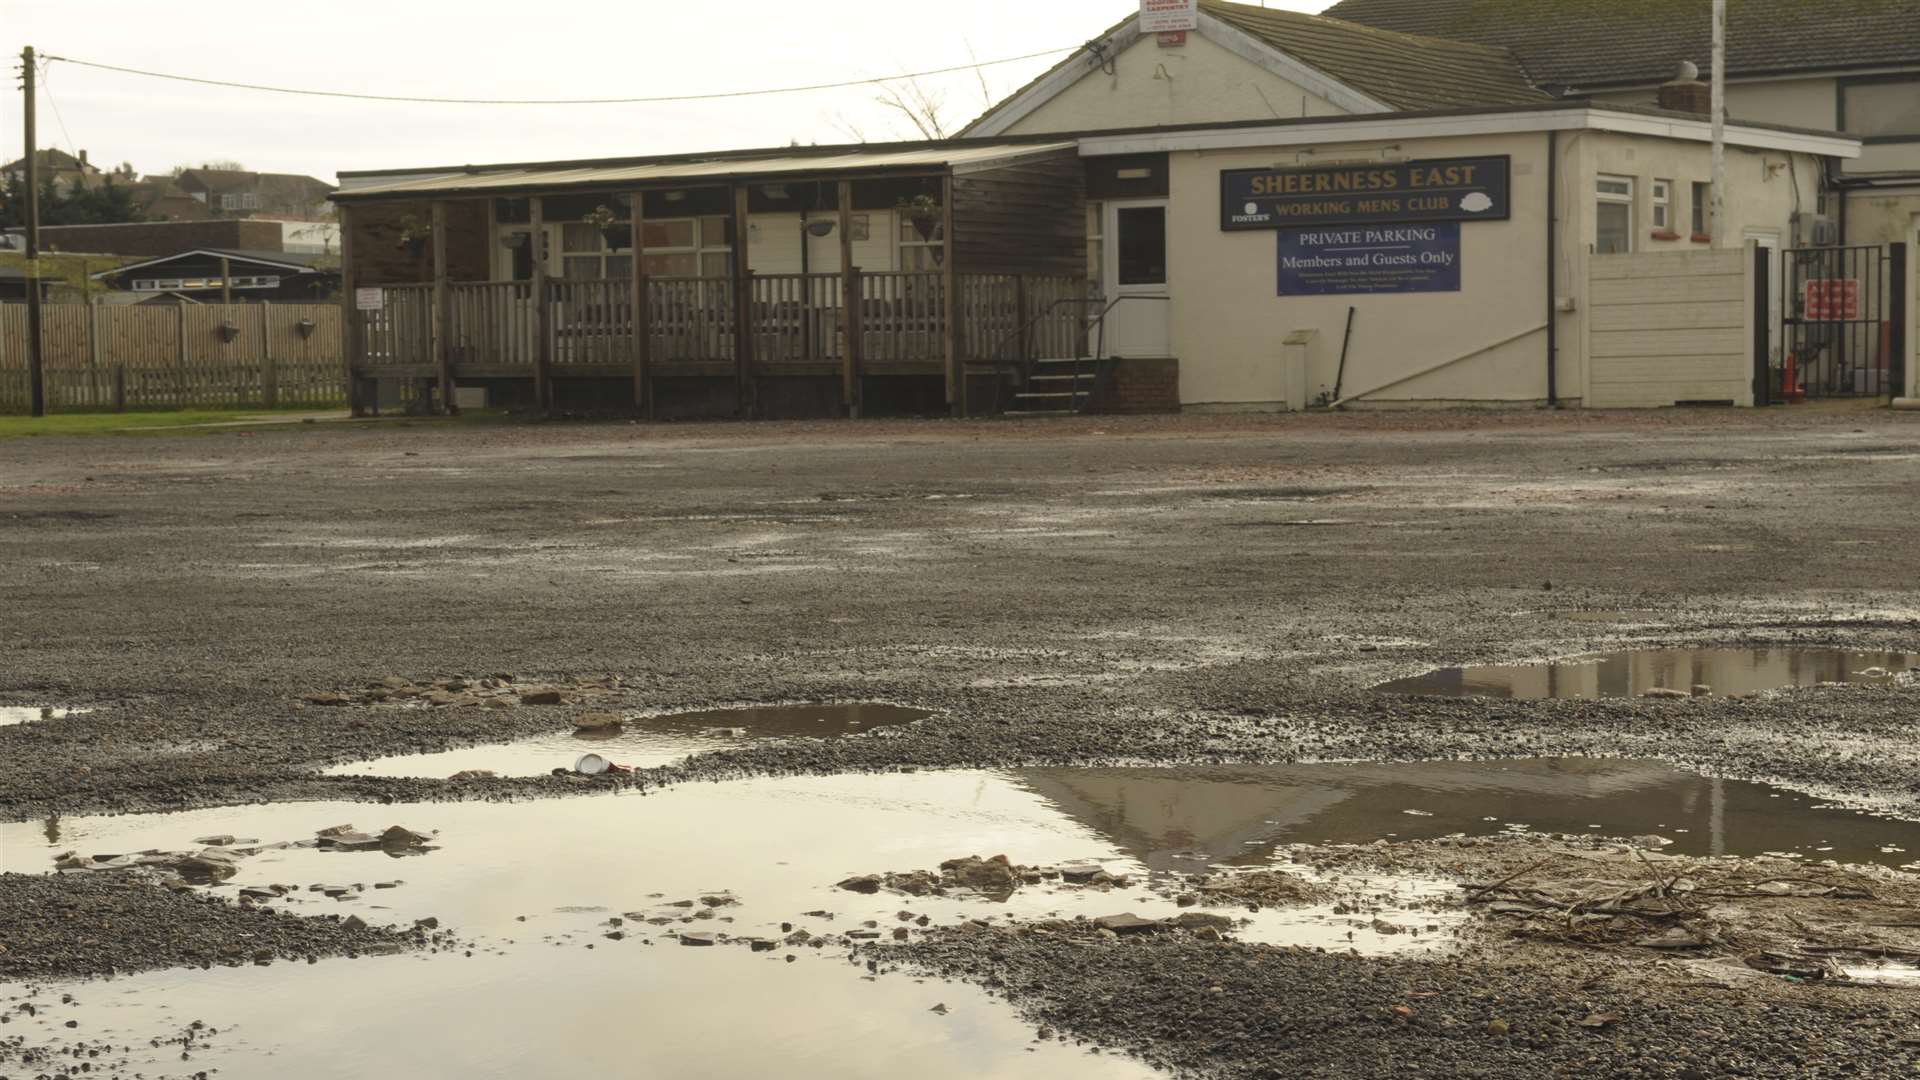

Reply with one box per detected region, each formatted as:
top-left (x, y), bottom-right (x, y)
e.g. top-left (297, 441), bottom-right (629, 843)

top-left (1710, 0), bottom-right (1726, 248)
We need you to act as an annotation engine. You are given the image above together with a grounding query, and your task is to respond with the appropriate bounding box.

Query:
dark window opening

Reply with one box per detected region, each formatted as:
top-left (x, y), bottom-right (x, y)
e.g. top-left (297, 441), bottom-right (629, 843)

top-left (1116, 206), bottom-right (1166, 286)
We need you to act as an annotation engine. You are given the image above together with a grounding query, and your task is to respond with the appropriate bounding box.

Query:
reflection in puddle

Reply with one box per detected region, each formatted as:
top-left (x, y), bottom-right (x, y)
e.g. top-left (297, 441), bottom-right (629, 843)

top-left (1014, 759), bottom-right (1920, 870)
top-left (326, 703), bottom-right (930, 777)
top-left (1373, 647), bottom-right (1912, 699)
top-left (8, 760), bottom-right (1919, 1076)
top-left (0, 706), bottom-right (86, 726)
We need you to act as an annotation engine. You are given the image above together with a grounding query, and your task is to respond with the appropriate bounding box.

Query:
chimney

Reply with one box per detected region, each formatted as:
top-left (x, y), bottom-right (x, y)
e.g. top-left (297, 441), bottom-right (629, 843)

top-left (77, 149), bottom-right (88, 167)
top-left (1656, 61), bottom-right (1711, 114)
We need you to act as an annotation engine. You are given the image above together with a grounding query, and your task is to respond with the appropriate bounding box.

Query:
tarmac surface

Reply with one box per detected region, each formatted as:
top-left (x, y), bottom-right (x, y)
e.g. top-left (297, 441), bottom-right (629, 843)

top-left (4, 406), bottom-right (1920, 1076)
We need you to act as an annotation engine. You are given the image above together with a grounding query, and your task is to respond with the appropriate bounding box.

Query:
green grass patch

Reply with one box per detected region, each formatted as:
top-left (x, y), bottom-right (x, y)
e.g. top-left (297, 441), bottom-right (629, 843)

top-left (0, 409), bottom-right (348, 439)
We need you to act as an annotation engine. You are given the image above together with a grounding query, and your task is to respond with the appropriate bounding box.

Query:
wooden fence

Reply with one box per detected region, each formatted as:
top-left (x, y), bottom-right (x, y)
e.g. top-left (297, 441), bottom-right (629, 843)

top-left (350, 271), bottom-right (1088, 378)
top-left (0, 302), bottom-right (345, 413)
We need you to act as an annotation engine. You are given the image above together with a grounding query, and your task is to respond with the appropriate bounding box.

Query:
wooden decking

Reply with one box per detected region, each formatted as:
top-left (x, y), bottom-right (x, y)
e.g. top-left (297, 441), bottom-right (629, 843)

top-left (350, 271), bottom-right (1087, 412)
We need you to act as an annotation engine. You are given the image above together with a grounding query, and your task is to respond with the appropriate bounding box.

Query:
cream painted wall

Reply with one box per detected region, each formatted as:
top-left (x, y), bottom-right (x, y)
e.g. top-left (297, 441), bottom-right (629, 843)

top-left (1593, 78), bottom-right (1835, 132)
top-left (1844, 191), bottom-right (1920, 246)
top-left (744, 211), bottom-right (897, 274)
top-left (1165, 132), bottom-right (1561, 408)
top-left (1002, 30), bottom-right (1349, 137)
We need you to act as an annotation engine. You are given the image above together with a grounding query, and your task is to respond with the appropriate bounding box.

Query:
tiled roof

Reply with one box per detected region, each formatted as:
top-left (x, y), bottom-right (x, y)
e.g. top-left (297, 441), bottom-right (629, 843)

top-left (1197, 0), bottom-right (1549, 109)
top-left (1322, 0), bottom-right (1920, 88)
top-left (963, 0), bottom-right (1547, 133)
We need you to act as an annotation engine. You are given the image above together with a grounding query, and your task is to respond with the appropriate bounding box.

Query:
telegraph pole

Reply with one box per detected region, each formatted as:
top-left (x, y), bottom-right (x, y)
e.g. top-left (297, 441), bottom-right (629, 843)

top-left (1709, 0), bottom-right (1726, 248)
top-left (19, 46), bottom-right (46, 416)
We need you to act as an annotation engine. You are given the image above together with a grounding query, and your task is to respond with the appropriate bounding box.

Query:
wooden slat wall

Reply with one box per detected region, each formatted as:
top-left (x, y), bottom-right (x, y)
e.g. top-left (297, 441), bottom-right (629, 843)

top-left (647, 277), bottom-right (735, 364)
top-left (0, 301), bottom-right (347, 412)
top-left (949, 147), bottom-right (1088, 277)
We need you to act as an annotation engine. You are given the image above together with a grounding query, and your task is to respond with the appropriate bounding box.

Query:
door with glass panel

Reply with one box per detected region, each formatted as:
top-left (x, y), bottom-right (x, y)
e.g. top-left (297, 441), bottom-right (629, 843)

top-left (1102, 199), bottom-right (1171, 358)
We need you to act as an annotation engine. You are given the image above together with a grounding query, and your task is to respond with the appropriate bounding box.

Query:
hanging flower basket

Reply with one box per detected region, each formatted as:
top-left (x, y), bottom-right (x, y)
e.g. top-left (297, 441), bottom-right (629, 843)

top-left (395, 214), bottom-right (432, 257)
top-left (583, 205), bottom-right (630, 250)
top-left (896, 194), bottom-right (942, 243)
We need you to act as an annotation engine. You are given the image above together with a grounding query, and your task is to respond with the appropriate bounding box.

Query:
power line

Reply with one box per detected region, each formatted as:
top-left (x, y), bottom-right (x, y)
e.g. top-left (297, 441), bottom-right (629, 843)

top-left (40, 47), bottom-right (1079, 106)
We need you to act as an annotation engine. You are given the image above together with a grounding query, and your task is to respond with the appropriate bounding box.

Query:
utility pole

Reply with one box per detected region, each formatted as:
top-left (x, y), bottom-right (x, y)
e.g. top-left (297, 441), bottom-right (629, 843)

top-left (1710, 0), bottom-right (1726, 249)
top-left (19, 46), bottom-right (46, 416)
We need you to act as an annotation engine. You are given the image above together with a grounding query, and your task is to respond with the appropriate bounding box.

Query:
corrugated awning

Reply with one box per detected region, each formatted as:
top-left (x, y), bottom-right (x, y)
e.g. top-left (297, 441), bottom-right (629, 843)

top-left (334, 141), bottom-right (1075, 201)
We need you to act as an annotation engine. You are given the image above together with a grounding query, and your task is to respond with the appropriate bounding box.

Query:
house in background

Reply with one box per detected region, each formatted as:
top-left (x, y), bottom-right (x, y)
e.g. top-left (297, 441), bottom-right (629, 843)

top-left (0, 266), bottom-right (57, 302)
top-left (1, 148), bottom-right (106, 195)
top-left (90, 247), bottom-right (339, 304)
top-left (1323, 0), bottom-right (1920, 246)
top-left (174, 169), bottom-right (336, 222)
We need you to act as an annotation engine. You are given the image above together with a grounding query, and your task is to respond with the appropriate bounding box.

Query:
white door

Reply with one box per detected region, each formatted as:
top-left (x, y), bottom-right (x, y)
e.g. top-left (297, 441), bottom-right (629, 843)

top-left (1101, 200), bottom-right (1171, 358)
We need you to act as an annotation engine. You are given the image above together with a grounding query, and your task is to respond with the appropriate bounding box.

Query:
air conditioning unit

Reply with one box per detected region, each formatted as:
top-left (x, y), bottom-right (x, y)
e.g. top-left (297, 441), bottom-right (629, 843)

top-left (1791, 212), bottom-right (1838, 248)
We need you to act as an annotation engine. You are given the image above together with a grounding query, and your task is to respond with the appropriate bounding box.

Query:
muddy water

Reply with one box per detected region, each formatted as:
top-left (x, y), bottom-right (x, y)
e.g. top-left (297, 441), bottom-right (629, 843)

top-left (1373, 647), bottom-right (1912, 699)
top-left (1018, 759), bottom-right (1920, 871)
top-left (0, 706), bottom-right (86, 726)
top-left (326, 703), bottom-right (929, 778)
top-left (8, 760), bottom-right (1919, 1076)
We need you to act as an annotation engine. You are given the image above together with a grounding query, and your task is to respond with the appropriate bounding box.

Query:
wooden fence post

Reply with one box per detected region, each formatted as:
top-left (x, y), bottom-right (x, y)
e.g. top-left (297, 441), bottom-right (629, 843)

top-left (731, 183), bottom-right (753, 417)
top-left (113, 363), bottom-right (125, 413)
top-left (838, 179), bottom-right (857, 418)
top-left (431, 200), bottom-right (454, 414)
top-left (530, 196), bottom-right (552, 413)
top-left (630, 189), bottom-right (651, 418)
top-left (340, 204), bottom-right (365, 416)
top-left (261, 302), bottom-right (278, 409)
top-left (940, 173), bottom-right (959, 416)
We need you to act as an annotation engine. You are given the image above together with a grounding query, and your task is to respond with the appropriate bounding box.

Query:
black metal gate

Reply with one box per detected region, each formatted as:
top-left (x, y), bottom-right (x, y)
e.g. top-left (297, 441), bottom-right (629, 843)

top-left (1780, 243), bottom-right (1907, 399)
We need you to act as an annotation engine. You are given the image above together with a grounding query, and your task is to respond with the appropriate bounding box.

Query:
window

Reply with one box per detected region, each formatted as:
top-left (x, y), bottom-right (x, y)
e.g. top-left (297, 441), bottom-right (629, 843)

top-left (1595, 175), bottom-right (1633, 255)
top-left (1840, 78), bottom-right (1920, 139)
top-left (1651, 179), bottom-right (1672, 231)
top-left (218, 193), bottom-right (238, 210)
top-left (1086, 201), bottom-right (1104, 296)
top-left (897, 215), bottom-right (945, 270)
top-left (240, 192), bottom-right (260, 210)
top-left (1691, 181), bottom-right (1713, 240)
top-left (637, 215), bottom-right (732, 278)
top-left (1115, 205), bottom-right (1166, 285)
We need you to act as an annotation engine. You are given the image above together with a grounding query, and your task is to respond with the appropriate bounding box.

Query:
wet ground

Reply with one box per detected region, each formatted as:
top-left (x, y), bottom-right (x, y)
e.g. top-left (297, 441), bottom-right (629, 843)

top-left (14, 759), bottom-right (1920, 1075)
top-left (7, 407), bottom-right (1920, 1076)
top-left (1374, 646), bottom-right (1913, 699)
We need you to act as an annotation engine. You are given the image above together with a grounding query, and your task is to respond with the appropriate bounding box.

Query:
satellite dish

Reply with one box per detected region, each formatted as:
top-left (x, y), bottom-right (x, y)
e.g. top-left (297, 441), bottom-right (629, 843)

top-left (1675, 60), bottom-right (1700, 82)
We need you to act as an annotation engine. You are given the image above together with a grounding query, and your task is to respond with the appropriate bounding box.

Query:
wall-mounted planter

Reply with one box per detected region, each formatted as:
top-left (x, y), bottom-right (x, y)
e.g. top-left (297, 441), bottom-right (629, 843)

top-left (295, 318), bottom-right (317, 339)
top-left (217, 320), bottom-right (242, 343)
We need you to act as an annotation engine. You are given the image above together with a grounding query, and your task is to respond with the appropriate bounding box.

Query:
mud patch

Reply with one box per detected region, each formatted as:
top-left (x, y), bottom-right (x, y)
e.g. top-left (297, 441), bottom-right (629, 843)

top-left (1373, 646), bottom-right (1912, 700)
top-left (326, 702), bottom-right (930, 778)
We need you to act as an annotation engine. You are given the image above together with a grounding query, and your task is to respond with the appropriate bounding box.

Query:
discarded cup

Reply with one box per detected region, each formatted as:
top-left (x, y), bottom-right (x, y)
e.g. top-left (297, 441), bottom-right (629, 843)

top-left (572, 753), bottom-right (631, 775)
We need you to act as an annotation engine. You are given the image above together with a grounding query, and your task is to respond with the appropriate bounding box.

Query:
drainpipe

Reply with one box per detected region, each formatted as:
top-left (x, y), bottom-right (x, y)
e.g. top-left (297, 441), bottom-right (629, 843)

top-left (1546, 129), bottom-right (1559, 407)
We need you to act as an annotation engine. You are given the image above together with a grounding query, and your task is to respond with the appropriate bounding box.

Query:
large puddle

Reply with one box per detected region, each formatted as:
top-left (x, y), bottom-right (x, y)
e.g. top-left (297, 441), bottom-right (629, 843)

top-left (1373, 647), bottom-right (1912, 699)
top-left (325, 702), bottom-right (930, 777)
top-left (8, 759), bottom-right (1919, 1077)
top-left (0, 705), bottom-right (87, 726)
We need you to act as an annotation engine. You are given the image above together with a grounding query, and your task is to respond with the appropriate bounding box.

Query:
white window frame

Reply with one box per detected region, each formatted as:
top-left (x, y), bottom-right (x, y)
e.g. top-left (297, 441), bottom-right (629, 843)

top-left (1651, 179), bottom-right (1672, 231)
top-left (240, 192), bottom-right (260, 210)
top-left (218, 193), bottom-right (237, 210)
top-left (634, 216), bottom-right (733, 279)
top-left (1595, 175), bottom-right (1635, 255)
top-left (896, 215), bottom-right (945, 271)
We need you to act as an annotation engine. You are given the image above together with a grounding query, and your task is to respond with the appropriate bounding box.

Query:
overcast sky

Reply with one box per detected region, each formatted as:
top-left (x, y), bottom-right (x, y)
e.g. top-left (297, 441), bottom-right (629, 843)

top-left (6, 0), bottom-right (1327, 183)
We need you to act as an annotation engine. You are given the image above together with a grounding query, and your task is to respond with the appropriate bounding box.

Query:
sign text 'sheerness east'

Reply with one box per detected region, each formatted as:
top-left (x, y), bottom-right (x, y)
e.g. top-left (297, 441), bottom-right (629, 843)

top-left (1221, 156), bottom-right (1511, 231)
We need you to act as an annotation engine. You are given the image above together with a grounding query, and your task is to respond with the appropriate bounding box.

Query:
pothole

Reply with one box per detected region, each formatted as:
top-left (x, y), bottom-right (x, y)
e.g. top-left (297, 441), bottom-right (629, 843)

top-left (325, 703), bottom-right (931, 778)
top-left (1372, 647), bottom-right (1913, 699)
top-left (9, 759), bottom-right (1920, 1075)
top-left (0, 705), bottom-right (89, 726)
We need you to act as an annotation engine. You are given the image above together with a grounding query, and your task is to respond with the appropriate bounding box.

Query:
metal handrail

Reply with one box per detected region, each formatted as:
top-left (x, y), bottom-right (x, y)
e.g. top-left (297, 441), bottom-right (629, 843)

top-left (986, 293), bottom-right (1169, 415)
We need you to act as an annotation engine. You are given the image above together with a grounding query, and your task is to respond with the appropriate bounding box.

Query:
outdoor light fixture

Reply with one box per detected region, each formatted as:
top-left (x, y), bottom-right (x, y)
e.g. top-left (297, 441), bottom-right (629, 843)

top-left (663, 190), bottom-right (687, 202)
top-left (763, 184), bottom-right (790, 199)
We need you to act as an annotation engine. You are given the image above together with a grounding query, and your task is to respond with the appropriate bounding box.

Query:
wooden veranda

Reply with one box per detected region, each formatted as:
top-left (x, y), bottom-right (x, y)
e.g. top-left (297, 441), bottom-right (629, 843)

top-left (332, 138), bottom-right (1094, 418)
